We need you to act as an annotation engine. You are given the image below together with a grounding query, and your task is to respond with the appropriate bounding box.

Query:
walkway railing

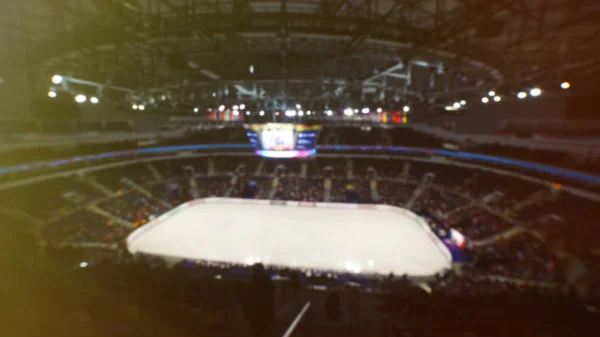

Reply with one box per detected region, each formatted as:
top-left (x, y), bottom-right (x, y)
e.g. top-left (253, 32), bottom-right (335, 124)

top-left (282, 301), bottom-right (311, 337)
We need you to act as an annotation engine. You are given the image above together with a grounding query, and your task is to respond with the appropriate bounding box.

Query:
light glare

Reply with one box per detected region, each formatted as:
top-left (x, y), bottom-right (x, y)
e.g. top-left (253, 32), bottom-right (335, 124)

top-left (52, 75), bottom-right (63, 84)
top-left (530, 88), bottom-right (542, 97)
top-left (75, 94), bottom-right (87, 103)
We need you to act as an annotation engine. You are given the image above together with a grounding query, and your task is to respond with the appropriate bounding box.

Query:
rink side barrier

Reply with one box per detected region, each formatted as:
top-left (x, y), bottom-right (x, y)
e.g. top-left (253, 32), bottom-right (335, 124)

top-left (1, 143), bottom-right (599, 185)
top-left (126, 197), bottom-right (453, 267)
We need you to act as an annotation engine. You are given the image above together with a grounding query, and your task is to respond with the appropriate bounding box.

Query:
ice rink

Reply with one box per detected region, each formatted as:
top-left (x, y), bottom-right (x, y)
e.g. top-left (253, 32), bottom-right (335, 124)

top-left (127, 198), bottom-right (452, 276)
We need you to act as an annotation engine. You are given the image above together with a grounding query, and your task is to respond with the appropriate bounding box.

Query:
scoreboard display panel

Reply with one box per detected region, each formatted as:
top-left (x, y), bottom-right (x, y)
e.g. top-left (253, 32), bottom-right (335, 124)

top-left (244, 123), bottom-right (320, 158)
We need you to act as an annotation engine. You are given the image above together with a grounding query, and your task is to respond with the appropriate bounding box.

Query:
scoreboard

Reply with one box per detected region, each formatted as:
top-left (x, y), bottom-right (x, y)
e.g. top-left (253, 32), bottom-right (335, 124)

top-left (244, 123), bottom-right (321, 158)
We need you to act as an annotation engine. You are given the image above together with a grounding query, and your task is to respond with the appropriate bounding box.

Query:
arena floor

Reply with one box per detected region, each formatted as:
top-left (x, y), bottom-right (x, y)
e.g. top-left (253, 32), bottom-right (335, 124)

top-left (126, 198), bottom-right (452, 277)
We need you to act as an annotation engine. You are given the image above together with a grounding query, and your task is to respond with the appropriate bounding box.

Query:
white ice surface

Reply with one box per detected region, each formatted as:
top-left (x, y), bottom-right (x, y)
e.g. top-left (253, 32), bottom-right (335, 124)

top-left (127, 199), bottom-right (451, 276)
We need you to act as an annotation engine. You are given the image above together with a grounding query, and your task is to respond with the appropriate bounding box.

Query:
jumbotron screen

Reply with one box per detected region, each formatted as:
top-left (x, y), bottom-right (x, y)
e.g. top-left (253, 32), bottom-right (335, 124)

top-left (244, 123), bottom-right (321, 158)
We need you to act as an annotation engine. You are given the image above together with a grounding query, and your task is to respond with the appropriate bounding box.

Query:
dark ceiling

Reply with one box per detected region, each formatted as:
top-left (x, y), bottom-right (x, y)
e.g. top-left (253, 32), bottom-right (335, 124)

top-left (1, 0), bottom-right (600, 112)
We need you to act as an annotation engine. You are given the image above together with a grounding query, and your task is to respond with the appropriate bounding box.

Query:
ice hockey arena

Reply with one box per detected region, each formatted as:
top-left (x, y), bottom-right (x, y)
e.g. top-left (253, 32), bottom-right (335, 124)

top-left (127, 198), bottom-right (452, 277)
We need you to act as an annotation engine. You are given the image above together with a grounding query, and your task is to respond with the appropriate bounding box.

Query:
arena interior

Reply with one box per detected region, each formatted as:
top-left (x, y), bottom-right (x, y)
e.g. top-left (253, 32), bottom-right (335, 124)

top-left (2, 1), bottom-right (600, 337)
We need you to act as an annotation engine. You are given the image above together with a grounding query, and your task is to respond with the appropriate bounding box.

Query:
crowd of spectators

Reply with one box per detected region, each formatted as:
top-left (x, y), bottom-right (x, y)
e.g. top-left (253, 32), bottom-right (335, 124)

top-left (44, 210), bottom-right (128, 247)
top-left (97, 193), bottom-right (171, 227)
top-left (1, 155), bottom-right (599, 329)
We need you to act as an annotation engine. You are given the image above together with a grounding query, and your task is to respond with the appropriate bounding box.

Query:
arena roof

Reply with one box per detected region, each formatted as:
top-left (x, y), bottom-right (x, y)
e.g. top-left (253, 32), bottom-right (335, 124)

top-left (2, 0), bottom-right (600, 112)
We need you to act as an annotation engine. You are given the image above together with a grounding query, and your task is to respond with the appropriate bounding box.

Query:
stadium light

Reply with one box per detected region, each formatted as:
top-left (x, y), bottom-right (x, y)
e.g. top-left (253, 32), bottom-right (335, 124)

top-left (453, 102), bottom-right (461, 109)
top-left (296, 104), bottom-right (301, 109)
top-left (326, 110), bottom-right (333, 116)
top-left (298, 110), bottom-right (304, 116)
top-left (460, 100), bottom-right (466, 106)
top-left (361, 107), bottom-right (369, 114)
top-left (233, 105), bottom-right (239, 110)
top-left (488, 90), bottom-right (496, 97)
top-left (481, 97), bottom-right (489, 104)
top-left (90, 96), bottom-right (99, 104)
top-left (259, 110), bottom-right (265, 116)
top-left (240, 104), bottom-right (246, 110)
top-left (138, 105), bottom-right (145, 111)
top-left (530, 88), bottom-right (542, 97)
top-left (517, 91), bottom-right (527, 99)
top-left (493, 95), bottom-right (501, 102)
top-left (193, 107), bottom-right (199, 113)
top-left (246, 111), bottom-right (250, 116)
top-left (306, 110), bottom-right (311, 115)
top-left (343, 108), bottom-right (353, 116)
top-left (561, 81), bottom-right (570, 89)
top-left (48, 91), bottom-right (57, 98)
top-left (403, 105), bottom-right (410, 112)
top-left (51, 75), bottom-right (63, 84)
top-left (218, 105), bottom-right (225, 111)
top-left (376, 108), bottom-right (382, 113)
top-left (75, 94), bottom-right (87, 103)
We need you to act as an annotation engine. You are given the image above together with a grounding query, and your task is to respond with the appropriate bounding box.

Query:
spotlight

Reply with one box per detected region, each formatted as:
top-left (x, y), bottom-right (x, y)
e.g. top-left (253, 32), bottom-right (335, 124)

top-left (488, 90), bottom-right (496, 96)
top-left (343, 108), bottom-right (353, 116)
top-left (193, 107), bottom-right (199, 113)
top-left (51, 75), bottom-right (63, 84)
top-left (132, 104), bottom-right (138, 110)
top-left (218, 105), bottom-right (225, 111)
top-left (481, 97), bottom-right (489, 104)
top-left (233, 105), bottom-right (239, 110)
top-left (326, 110), bottom-right (333, 116)
top-left (75, 94), bottom-right (87, 103)
top-left (246, 111), bottom-right (250, 116)
top-left (296, 104), bottom-right (301, 109)
top-left (453, 102), bottom-right (461, 109)
top-left (460, 100), bottom-right (466, 106)
top-left (403, 105), bottom-right (410, 112)
top-left (361, 107), bottom-right (369, 114)
top-left (240, 104), bottom-right (246, 110)
top-left (493, 96), bottom-right (501, 102)
top-left (530, 88), bottom-right (542, 97)
top-left (259, 110), bottom-right (265, 116)
top-left (90, 96), bottom-right (99, 104)
top-left (376, 108), bottom-right (382, 113)
top-left (354, 109), bottom-right (359, 113)
top-left (561, 82), bottom-right (570, 89)
top-left (517, 92), bottom-right (527, 99)
top-left (249, 65), bottom-right (254, 74)
top-left (307, 110), bottom-right (312, 115)
top-left (161, 95), bottom-right (166, 101)
top-left (233, 110), bottom-right (239, 116)
top-left (138, 105), bottom-right (145, 111)
top-left (48, 91), bottom-right (57, 98)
